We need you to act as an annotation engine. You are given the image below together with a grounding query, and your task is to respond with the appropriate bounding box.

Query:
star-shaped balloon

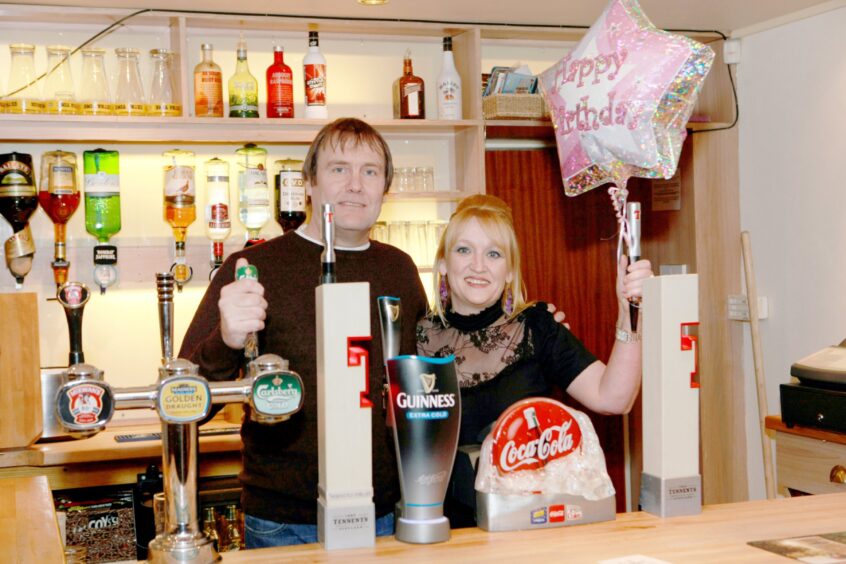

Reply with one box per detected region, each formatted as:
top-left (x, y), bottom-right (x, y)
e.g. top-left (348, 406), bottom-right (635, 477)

top-left (538, 0), bottom-right (715, 196)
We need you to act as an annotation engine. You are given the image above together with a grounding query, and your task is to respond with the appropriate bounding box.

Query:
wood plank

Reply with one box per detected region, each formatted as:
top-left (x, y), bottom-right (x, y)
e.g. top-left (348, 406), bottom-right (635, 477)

top-left (0, 476), bottom-right (64, 562)
top-left (222, 493), bottom-right (846, 563)
top-left (0, 293), bottom-right (42, 449)
top-left (775, 432), bottom-right (846, 496)
top-left (766, 415), bottom-right (846, 446)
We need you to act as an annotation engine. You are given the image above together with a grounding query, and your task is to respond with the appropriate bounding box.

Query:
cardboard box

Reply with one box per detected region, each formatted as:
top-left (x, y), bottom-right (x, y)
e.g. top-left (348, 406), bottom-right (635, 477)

top-left (56, 489), bottom-right (136, 563)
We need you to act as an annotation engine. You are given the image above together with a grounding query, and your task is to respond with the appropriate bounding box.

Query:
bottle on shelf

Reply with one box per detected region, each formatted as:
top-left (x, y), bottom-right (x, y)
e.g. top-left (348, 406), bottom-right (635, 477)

top-left (162, 149), bottom-right (196, 290)
top-left (83, 149), bottom-right (121, 294)
top-left (0, 152), bottom-right (39, 287)
top-left (274, 158), bottom-right (306, 233)
top-left (79, 47), bottom-right (113, 115)
top-left (148, 49), bottom-right (181, 117)
top-left (393, 49), bottom-right (425, 119)
top-left (201, 506), bottom-right (220, 552)
top-left (223, 505), bottom-right (243, 551)
top-left (44, 45), bottom-right (79, 115)
top-left (228, 36), bottom-right (259, 118)
top-left (436, 36), bottom-right (462, 120)
top-left (39, 150), bottom-right (81, 287)
top-left (113, 47), bottom-right (146, 116)
top-left (266, 45), bottom-right (294, 119)
top-left (236, 143), bottom-right (270, 246)
top-left (204, 157), bottom-right (231, 274)
top-left (194, 43), bottom-right (223, 118)
top-left (6, 43), bottom-right (45, 114)
top-left (303, 31), bottom-right (327, 119)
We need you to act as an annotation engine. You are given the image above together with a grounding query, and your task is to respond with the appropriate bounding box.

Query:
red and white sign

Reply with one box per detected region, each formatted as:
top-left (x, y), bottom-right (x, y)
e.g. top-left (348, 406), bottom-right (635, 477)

top-left (491, 398), bottom-right (583, 475)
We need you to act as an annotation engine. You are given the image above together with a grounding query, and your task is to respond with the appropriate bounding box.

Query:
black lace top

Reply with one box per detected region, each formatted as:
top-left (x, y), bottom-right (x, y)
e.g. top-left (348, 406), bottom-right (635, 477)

top-left (417, 301), bottom-right (597, 445)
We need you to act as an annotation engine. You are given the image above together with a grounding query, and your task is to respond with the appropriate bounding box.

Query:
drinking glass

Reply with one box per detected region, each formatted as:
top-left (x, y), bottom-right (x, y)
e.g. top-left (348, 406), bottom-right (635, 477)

top-left (114, 47), bottom-right (146, 116)
top-left (44, 45), bottom-right (79, 115)
top-left (79, 47), bottom-right (112, 115)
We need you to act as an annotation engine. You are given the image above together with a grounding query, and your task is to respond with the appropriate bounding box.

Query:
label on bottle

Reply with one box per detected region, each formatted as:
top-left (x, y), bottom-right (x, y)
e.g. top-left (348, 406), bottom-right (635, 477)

top-left (240, 169), bottom-right (269, 205)
top-left (0, 156), bottom-right (36, 196)
top-left (277, 172), bottom-right (306, 212)
top-left (194, 70), bottom-right (223, 117)
top-left (403, 83), bottom-right (421, 117)
top-left (437, 79), bottom-right (462, 120)
top-left (304, 64), bottom-right (326, 107)
top-left (267, 69), bottom-right (294, 117)
top-left (49, 164), bottom-right (76, 195)
top-left (84, 172), bottom-right (119, 196)
top-left (4, 225), bottom-right (36, 258)
top-left (207, 202), bottom-right (231, 229)
top-left (164, 165), bottom-right (195, 205)
top-left (93, 244), bottom-right (118, 265)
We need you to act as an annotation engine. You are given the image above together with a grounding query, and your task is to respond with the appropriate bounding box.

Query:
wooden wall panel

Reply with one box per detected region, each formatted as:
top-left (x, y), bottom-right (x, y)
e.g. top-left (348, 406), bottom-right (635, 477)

top-left (0, 293), bottom-right (42, 449)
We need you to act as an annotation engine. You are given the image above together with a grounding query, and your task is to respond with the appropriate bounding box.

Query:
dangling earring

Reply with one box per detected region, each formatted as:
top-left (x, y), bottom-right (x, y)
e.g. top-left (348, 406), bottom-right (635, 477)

top-left (504, 285), bottom-right (514, 317)
top-left (439, 276), bottom-right (449, 311)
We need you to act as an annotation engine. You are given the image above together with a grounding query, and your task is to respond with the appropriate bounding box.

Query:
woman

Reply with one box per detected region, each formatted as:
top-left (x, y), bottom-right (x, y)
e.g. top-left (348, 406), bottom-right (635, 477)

top-left (416, 195), bottom-right (652, 522)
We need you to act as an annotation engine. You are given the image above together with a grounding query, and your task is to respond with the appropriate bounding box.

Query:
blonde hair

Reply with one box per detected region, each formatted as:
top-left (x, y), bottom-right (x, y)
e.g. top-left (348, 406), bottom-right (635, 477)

top-left (433, 194), bottom-right (530, 323)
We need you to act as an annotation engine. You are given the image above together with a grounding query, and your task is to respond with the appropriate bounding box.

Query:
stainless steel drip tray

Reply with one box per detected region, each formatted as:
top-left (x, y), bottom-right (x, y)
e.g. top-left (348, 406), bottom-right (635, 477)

top-left (476, 490), bottom-right (616, 532)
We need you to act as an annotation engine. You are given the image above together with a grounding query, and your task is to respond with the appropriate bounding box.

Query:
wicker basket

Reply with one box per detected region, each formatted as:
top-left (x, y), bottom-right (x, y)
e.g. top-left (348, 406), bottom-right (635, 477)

top-left (483, 94), bottom-right (548, 120)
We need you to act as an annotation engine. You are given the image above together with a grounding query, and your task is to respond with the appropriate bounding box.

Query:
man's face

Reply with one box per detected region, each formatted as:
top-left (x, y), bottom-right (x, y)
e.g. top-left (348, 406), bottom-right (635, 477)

top-left (307, 139), bottom-right (386, 247)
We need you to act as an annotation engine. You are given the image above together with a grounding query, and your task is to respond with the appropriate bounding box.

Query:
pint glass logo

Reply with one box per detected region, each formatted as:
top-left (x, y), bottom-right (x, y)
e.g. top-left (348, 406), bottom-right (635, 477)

top-left (67, 385), bottom-right (105, 424)
top-left (419, 372), bottom-right (436, 394)
top-left (253, 373), bottom-right (303, 416)
top-left (491, 398), bottom-right (583, 474)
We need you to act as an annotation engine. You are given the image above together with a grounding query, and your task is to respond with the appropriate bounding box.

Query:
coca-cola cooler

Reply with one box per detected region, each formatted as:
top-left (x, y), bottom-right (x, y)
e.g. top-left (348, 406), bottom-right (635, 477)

top-left (468, 398), bottom-right (617, 531)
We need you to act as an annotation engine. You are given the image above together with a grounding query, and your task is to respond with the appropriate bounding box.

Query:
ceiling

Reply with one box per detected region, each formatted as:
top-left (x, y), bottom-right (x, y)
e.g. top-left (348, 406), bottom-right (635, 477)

top-left (8, 0), bottom-right (836, 34)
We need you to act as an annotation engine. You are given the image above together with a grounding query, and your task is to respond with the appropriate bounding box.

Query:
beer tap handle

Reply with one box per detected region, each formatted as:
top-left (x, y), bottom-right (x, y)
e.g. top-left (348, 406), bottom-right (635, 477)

top-left (235, 264), bottom-right (260, 362)
top-left (55, 363), bottom-right (114, 439)
top-left (156, 273), bottom-right (175, 364)
top-left (377, 296), bottom-right (402, 426)
top-left (320, 203), bottom-right (336, 284)
top-left (56, 282), bottom-right (91, 366)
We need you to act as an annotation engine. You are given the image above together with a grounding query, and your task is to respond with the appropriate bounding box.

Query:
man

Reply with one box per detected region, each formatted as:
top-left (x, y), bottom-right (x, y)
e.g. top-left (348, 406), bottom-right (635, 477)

top-left (179, 118), bottom-right (428, 548)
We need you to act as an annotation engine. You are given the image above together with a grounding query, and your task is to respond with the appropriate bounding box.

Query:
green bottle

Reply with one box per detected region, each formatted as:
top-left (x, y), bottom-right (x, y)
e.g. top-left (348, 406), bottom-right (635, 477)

top-left (84, 148), bottom-right (121, 293)
top-left (228, 36), bottom-right (259, 118)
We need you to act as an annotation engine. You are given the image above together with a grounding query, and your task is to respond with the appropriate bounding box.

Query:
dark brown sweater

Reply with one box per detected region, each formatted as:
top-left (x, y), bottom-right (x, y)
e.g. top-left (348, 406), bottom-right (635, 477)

top-left (179, 230), bottom-right (428, 524)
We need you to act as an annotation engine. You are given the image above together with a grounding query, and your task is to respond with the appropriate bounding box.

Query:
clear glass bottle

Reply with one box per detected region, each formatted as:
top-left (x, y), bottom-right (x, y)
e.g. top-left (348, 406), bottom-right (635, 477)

top-left (303, 31), bottom-right (327, 119)
top-left (194, 43), bottom-right (223, 118)
top-left (113, 47), bottom-right (146, 116)
top-left (6, 43), bottom-right (45, 114)
top-left (236, 143), bottom-right (270, 244)
top-left (201, 506), bottom-right (220, 552)
top-left (39, 150), bottom-right (81, 287)
top-left (204, 157), bottom-right (231, 270)
top-left (436, 36), bottom-right (463, 120)
top-left (148, 49), bottom-right (181, 117)
top-left (162, 149), bottom-right (195, 290)
top-left (228, 37), bottom-right (259, 118)
top-left (393, 49), bottom-right (425, 119)
top-left (79, 47), bottom-right (113, 115)
top-left (44, 45), bottom-right (79, 115)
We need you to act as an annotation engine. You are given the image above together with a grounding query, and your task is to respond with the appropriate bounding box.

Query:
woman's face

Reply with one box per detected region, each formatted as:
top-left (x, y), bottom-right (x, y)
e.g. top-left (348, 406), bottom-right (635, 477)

top-left (440, 217), bottom-right (512, 315)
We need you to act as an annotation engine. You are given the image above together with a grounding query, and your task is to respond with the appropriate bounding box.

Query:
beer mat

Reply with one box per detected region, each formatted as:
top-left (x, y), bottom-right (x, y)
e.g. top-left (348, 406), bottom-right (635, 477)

top-left (748, 531), bottom-right (846, 563)
top-left (113, 427), bottom-right (241, 442)
top-left (598, 556), bottom-right (671, 564)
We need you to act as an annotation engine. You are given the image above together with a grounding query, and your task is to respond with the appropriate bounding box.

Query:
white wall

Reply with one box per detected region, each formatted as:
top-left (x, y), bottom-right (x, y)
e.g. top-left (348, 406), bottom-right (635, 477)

top-left (737, 7), bottom-right (846, 499)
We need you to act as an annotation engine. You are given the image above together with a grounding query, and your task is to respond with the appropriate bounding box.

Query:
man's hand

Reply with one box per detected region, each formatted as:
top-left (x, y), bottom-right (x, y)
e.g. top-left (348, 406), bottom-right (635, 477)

top-left (546, 303), bottom-right (571, 330)
top-left (219, 258), bottom-right (267, 350)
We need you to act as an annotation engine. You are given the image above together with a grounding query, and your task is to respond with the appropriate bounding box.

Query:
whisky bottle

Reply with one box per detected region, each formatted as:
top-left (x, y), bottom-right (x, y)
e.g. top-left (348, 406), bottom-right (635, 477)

top-left (0, 152), bottom-right (39, 286)
top-left (393, 49), bottom-right (425, 119)
top-left (194, 43), bottom-right (223, 118)
top-left (228, 37), bottom-right (259, 118)
top-left (436, 36), bottom-right (462, 120)
top-left (266, 45), bottom-right (294, 118)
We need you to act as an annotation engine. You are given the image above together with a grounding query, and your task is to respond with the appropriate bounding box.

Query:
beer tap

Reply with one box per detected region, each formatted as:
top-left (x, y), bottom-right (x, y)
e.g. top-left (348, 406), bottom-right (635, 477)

top-left (54, 272), bottom-right (304, 562)
top-left (56, 281), bottom-right (91, 366)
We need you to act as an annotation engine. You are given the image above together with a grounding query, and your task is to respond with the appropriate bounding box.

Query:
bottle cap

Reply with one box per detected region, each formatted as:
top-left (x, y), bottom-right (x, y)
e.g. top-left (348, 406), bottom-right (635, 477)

top-left (274, 45), bottom-right (284, 52)
top-left (201, 43), bottom-right (214, 50)
top-left (443, 36), bottom-right (453, 50)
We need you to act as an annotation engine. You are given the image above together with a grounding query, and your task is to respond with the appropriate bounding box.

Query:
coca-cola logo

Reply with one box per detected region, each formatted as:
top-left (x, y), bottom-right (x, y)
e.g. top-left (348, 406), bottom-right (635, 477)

top-left (491, 398), bottom-right (582, 474)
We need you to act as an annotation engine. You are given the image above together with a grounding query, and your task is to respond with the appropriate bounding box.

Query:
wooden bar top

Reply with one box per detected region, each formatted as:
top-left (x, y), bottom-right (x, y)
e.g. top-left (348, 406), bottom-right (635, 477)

top-left (765, 415), bottom-right (846, 446)
top-left (0, 476), bottom-right (64, 561)
top-left (0, 419), bottom-right (242, 469)
top-left (224, 493), bottom-right (846, 563)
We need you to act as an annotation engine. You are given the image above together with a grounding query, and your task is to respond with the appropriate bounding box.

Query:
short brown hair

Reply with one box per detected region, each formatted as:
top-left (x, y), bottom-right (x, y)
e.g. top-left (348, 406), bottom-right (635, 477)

top-left (302, 118), bottom-right (393, 193)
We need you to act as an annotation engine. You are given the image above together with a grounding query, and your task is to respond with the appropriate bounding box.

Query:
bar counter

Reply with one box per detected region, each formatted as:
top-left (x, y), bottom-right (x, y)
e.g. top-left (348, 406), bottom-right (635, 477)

top-left (225, 493), bottom-right (846, 563)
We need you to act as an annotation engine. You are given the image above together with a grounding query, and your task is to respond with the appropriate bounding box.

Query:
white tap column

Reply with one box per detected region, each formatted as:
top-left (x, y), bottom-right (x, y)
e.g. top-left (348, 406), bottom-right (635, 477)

top-left (640, 273), bottom-right (701, 517)
top-left (316, 281), bottom-right (375, 549)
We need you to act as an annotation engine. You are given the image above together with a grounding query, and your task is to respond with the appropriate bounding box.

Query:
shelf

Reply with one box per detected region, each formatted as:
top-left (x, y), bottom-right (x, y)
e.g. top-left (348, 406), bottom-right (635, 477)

top-left (0, 114), bottom-right (483, 144)
top-left (384, 191), bottom-right (464, 202)
top-left (484, 119), bottom-right (734, 140)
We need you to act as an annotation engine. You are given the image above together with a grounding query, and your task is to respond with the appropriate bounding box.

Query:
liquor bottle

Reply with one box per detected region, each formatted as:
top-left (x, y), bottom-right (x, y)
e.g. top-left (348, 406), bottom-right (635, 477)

top-left (39, 150), bottom-right (81, 287)
top-left (223, 505), bottom-right (242, 551)
top-left (393, 49), bottom-right (425, 119)
top-left (266, 45), bottom-right (294, 118)
top-left (201, 506), bottom-right (220, 552)
top-left (194, 44), bottom-right (223, 118)
top-left (436, 36), bottom-right (462, 120)
top-left (204, 157), bottom-right (231, 272)
top-left (0, 152), bottom-right (39, 287)
top-left (83, 149), bottom-right (121, 294)
top-left (303, 31), bottom-right (327, 119)
top-left (162, 149), bottom-right (196, 290)
top-left (228, 37), bottom-right (259, 118)
top-left (274, 158), bottom-right (306, 233)
top-left (236, 144), bottom-right (270, 245)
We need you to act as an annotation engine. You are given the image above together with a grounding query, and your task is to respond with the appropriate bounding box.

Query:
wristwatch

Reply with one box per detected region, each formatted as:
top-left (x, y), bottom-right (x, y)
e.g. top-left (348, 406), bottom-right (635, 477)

top-left (615, 327), bottom-right (641, 343)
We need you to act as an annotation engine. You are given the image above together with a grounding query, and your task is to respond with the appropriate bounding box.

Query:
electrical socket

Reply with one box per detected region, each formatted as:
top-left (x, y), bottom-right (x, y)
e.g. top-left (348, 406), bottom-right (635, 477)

top-left (723, 38), bottom-right (741, 65)
top-left (728, 295), bottom-right (769, 321)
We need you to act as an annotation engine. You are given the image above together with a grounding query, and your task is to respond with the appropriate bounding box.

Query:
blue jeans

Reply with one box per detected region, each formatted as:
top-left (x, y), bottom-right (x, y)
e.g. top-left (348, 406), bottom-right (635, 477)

top-left (245, 512), bottom-right (395, 548)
